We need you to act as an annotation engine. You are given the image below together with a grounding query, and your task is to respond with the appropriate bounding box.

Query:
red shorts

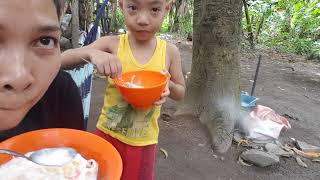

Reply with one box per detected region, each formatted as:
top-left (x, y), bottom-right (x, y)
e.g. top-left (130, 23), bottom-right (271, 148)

top-left (96, 129), bottom-right (156, 180)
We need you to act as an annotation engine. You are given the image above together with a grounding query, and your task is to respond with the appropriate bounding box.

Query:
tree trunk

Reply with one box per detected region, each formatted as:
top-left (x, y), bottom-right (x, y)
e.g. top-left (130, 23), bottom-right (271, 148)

top-left (243, 0), bottom-right (254, 49)
top-left (79, 0), bottom-right (93, 32)
top-left (187, 0), bottom-right (242, 153)
top-left (170, 0), bottom-right (183, 33)
top-left (109, 0), bottom-right (118, 33)
top-left (71, 0), bottom-right (80, 48)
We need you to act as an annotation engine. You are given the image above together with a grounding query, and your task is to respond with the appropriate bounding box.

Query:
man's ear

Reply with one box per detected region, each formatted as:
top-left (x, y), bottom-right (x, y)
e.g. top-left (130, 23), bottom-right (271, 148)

top-left (119, 0), bottom-right (124, 10)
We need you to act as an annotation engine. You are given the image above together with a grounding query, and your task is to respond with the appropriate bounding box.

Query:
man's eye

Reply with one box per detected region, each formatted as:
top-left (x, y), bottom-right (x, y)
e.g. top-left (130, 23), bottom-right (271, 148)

top-left (34, 37), bottom-right (56, 49)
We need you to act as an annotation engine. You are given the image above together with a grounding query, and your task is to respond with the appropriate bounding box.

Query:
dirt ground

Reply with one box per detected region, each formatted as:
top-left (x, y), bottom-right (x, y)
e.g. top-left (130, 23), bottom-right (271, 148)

top-left (87, 39), bottom-right (320, 180)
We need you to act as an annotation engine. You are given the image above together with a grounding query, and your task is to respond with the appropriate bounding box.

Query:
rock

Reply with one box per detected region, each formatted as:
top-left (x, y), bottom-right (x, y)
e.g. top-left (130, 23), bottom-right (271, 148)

top-left (187, 33), bottom-right (192, 41)
top-left (233, 131), bottom-right (244, 143)
top-left (60, 36), bottom-right (72, 50)
top-left (265, 143), bottom-right (294, 157)
top-left (160, 113), bottom-right (172, 122)
top-left (296, 140), bottom-right (320, 153)
top-left (241, 149), bottom-right (280, 167)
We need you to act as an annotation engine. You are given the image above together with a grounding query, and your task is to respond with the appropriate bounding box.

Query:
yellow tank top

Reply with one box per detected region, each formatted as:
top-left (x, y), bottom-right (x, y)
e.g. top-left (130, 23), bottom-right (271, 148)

top-left (96, 34), bottom-right (167, 146)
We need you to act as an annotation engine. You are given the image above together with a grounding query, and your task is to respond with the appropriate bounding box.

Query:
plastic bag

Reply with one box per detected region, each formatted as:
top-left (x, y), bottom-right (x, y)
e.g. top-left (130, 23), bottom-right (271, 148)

top-left (243, 105), bottom-right (291, 140)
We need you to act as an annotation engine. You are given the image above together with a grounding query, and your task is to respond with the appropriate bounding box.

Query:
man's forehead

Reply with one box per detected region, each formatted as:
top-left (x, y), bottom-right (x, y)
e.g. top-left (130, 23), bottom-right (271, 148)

top-left (0, 2), bottom-right (60, 34)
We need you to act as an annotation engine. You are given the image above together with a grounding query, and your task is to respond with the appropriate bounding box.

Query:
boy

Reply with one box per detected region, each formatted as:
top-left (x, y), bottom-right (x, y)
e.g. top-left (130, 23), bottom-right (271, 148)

top-left (62, 0), bottom-right (185, 179)
top-left (0, 0), bottom-right (84, 141)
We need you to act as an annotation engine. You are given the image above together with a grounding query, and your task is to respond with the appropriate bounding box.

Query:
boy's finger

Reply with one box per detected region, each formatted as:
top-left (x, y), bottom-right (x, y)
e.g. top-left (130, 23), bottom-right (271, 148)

top-left (96, 63), bottom-right (105, 75)
top-left (116, 60), bottom-right (122, 77)
top-left (109, 61), bottom-right (118, 78)
top-left (155, 97), bottom-right (166, 105)
top-left (103, 63), bottom-right (110, 76)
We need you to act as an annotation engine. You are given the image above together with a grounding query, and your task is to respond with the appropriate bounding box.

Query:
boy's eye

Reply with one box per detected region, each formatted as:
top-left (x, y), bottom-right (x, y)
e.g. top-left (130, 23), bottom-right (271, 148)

top-left (127, 5), bottom-right (138, 11)
top-left (34, 37), bottom-right (56, 49)
top-left (152, 8), bottom-right (161, 12)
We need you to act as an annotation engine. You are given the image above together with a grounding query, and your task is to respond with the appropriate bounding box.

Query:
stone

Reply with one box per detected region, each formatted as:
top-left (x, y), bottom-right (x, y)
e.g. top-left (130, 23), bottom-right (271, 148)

top-left (296, 140), bottom-right (320, 153)
top-left (233, 131), bottom-right (244, 143)
top-left (60, 36), bottom-right (72, 50)
top-left (240, 149), bottom-right (280, 167)
top-left (265, 143), bottom-right (294, 157)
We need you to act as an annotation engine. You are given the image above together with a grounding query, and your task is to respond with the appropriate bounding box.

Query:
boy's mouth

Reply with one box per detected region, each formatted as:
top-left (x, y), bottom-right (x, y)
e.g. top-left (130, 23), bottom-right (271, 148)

top-left (136, 30), bottom-right (149, 33)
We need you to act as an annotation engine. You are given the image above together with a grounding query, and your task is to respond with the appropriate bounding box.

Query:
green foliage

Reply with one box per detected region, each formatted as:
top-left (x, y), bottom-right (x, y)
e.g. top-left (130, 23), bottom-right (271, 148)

top-left (242, 0), bottom-right (320, 60)
top-left (163, 0), bottom-right (193, 37)
top-left (160, 16), bottom-right (170, 33)
top-left (115, 6), bottom-right (125, 29)
top-left (178, 8), bottom-right (193, 36)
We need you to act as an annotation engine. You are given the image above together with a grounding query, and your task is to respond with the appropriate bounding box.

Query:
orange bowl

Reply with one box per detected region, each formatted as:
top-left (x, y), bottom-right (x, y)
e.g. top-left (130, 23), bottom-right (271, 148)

top-left (114, 70), bottom-right (169, 110)
top-left (0, 128), bottom-right (122, 180)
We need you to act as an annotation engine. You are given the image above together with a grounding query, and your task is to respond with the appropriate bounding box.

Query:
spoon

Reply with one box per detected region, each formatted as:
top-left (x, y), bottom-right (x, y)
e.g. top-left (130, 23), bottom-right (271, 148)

top-left (80, 57), bottom-right (143, 88)
top-left (115, 77), bottom-right (143, 88)
top-left (0, 147), bottom-right (77, 167)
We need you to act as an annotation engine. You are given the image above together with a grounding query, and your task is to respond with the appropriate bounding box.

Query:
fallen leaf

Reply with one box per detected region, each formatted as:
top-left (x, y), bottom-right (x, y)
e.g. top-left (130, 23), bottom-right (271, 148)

top-left (160, 148), bottom-right (168, 159)
top-left (238, 157), bottom-right (253, 167)
top-left (292, 147), bottom-right (320, 159)
top-left (296, 156), bottom-right (308, 168)
top-left (312, 159), bottom-right (320, 162)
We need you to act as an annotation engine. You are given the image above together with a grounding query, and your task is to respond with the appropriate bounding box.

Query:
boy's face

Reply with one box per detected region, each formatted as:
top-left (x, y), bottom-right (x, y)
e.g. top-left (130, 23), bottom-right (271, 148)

top-left (0, 0), bottom-right (61, 130)
top-left (120, 0), bottom-right (170, 41)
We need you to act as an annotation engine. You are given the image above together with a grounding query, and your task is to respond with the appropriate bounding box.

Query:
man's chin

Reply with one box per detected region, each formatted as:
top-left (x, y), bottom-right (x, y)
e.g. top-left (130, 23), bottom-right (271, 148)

top-left (0, 108), bottom-right (29, 131)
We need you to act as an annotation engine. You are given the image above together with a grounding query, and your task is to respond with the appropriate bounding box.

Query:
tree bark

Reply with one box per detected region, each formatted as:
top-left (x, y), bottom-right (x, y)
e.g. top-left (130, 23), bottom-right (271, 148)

top-left (187, 0), bottom-right (242, 153)
top-left (243, 0), bottom-right (254, 49)
top-left (71, 0), bottom-right (80, 48)
top-left (79, 0), bottom-right (93, 32)
top-left (107, 0), bottom-right (118, 33)
top-left (170, 0), bottom-right (183, 33)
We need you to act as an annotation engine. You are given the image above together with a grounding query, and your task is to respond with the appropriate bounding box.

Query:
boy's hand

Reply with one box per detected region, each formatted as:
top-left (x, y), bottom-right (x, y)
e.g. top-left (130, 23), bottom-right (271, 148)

top-left (89, 49), bottom-right (122, 78)
top-left (154, 70), bottom-right (171, 105)
top-left (154, 84), bottom-right (170, 105)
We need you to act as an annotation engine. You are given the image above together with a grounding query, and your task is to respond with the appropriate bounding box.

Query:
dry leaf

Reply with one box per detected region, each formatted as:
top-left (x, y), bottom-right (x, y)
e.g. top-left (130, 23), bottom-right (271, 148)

top-left (296, 156), bottom-right (308, 168)
top-left (160, 148), bottom-right (168, 159)
top-left (238, 157), bottom-right (253, 167)
top-left (292, 147), bottom-right (320, 159)
top-left (312, 159), bottom-right (320, 162)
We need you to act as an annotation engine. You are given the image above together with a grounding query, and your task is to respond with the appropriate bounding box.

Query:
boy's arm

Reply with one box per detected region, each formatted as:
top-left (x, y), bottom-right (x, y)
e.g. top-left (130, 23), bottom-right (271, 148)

top-left (61, 36), bottom-right (121, 78)
top-left (168, 43), bottom-right (186, 100)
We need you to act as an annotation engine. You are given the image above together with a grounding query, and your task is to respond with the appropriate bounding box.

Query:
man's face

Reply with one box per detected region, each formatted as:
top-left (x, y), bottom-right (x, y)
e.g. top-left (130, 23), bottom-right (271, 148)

top-left (0, 0), bottom-right (61, 130)
top-left (120, 0), bottom-right (170, 41)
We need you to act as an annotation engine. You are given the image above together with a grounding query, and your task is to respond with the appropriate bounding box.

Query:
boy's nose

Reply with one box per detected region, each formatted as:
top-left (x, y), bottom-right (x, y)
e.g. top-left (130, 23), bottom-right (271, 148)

top-left (0, 52), bottom-right (34, 93)
top-left (137, 12), bottom-right (150, 26)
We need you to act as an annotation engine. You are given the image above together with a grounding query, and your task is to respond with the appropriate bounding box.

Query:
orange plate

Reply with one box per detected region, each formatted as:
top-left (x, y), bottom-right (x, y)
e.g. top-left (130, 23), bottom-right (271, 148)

top-left (0, 128), bottom-right (122, 180)
top-left (114, 70), bottom-right (168, 110)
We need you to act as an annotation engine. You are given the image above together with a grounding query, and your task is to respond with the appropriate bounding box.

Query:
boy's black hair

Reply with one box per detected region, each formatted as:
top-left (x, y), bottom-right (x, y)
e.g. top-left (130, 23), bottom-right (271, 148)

top-left (53, 0), bottom-right (64, 19)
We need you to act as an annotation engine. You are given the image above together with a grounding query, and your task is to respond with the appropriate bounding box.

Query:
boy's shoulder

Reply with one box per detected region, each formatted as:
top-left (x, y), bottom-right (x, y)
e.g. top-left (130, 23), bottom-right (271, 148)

top-left (165, 41), bottom-right (180, 59)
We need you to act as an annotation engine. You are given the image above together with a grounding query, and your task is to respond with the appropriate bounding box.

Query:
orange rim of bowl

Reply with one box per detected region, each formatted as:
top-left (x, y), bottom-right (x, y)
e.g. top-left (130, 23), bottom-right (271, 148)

top-left (113, 70), bottom-right (169, 90)
top-left (0, 128), bottom-right (123, 180)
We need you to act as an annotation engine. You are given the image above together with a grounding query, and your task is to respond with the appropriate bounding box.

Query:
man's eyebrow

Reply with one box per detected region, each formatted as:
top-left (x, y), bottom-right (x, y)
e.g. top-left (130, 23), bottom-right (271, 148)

top-left (33, 24), bottom-right (60, 33)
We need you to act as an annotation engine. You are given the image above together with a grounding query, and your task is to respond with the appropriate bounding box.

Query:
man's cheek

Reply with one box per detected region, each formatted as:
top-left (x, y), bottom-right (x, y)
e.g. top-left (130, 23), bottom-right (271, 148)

top-left (0, 109), bottom-right (28, 131)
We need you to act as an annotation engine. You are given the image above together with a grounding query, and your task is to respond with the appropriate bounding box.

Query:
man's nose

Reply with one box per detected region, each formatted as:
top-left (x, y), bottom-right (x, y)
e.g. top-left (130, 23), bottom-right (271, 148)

top-left (0, 49), bottom-right (34, 93)
top-left (137, 12), bottom-right (150, 26)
